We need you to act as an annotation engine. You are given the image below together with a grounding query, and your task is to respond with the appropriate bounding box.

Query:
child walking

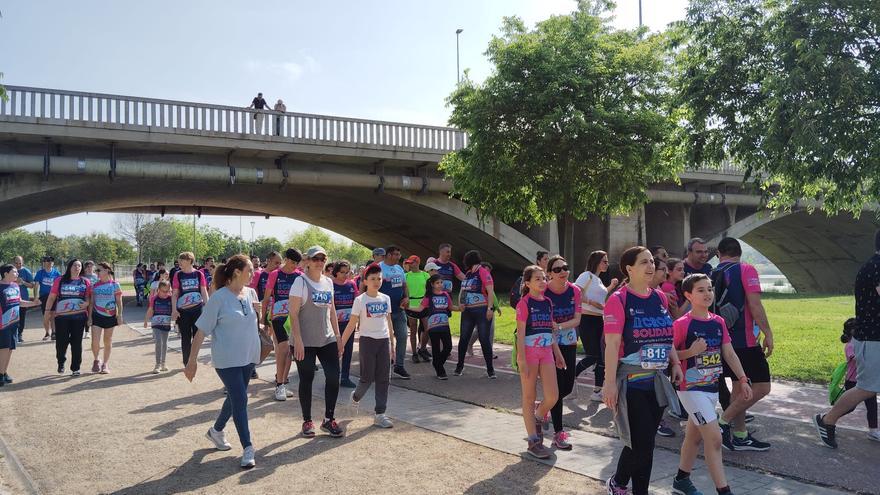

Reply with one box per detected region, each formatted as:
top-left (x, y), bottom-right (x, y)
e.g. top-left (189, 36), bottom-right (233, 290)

top-left (339, 263), bottom-right (395, 428)
top-left (671, 273), bottom-right (753, 495)
top-left (418, 274), bottom-right (461, 379)
top-left (145, 280), bottom-right (173, 373)
top-left (516, 265), bottom-right (565, 459)
top-left (839, 317), bottom-right (880, 441)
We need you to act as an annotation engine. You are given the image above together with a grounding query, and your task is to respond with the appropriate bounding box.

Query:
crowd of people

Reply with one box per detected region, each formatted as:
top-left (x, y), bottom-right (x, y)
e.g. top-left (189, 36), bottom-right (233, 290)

top-left (1, 233), bottom-right (878, 495)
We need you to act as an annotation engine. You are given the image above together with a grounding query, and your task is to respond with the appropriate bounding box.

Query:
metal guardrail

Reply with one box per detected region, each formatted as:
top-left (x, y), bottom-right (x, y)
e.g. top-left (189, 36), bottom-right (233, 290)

top-left (0, 85), bottom-right (466, 153)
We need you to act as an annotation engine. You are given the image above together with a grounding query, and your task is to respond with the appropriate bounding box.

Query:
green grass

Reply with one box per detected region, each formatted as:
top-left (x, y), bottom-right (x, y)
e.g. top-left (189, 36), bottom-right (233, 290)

top-left (449, 293), bottom-right (852, 384)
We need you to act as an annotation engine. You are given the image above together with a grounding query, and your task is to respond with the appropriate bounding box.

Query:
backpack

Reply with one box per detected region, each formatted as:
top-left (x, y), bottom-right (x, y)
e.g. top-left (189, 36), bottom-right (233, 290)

top-left (509, 276), bottom-right (523, 309)
top-left (710, 263), bottom-right (743, 330)
top-left (828, 362), bottom-right (847, 405)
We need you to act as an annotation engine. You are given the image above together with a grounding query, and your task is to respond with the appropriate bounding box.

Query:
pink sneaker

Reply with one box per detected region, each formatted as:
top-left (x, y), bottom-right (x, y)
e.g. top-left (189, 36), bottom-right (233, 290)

top-left (99, 363), bottom-right (109, 374)
top-left (553, 430), bottom-right (572, 450)
top-left (91, 360), bottom-right (101, 373)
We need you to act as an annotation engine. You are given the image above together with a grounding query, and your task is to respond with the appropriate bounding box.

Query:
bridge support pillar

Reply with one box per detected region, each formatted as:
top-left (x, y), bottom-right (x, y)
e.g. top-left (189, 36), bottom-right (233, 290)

top-left (520, 221), bottom-right (560, 257)
top-left (607, 208), bottom-right (646, 264)
top-left (645, 203), bottom-right (691, 257)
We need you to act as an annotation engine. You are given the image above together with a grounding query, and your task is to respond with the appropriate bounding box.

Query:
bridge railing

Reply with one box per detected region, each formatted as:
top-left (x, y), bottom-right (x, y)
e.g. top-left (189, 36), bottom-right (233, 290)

top-left (0, 85), bottom-right (466, 153)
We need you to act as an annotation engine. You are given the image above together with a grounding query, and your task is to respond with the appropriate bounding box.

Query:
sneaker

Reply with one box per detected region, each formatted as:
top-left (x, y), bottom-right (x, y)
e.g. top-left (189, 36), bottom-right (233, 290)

top-left (42, 334), bottom-right (50, 341)
top-left (657, 422), bottom-right (676, 437)
top-left (71, 370), bottom-right (80, 376)
top-left (160, 363), bottom-right (168, 372)
top-left (301, 420), bottom-right (316, 437)
top-left (672, 475), bottom-right (703, 495)
top-left (91, 360), bottom-right (101, 373)
top-left (526, 438), bottom-right (551, 459)
top-left (206, 427), bottom-right (232, 451)
top-left (274, 384), bottom-right (288, 401)
top-left (412, 353), bottom-right (420, 364)
top-left (668, 409), bottom-right (689, 421)
top-left (436, 368), bottom-right (448, 380)
top-left (720, 422), bottom-right (735, 451)
top-left (813, 413), bottom-right (837, 449)
top-left (251, 369), bottom-right (259, 379)
top-left (552, 431), bottom-right (572, 450)
top-left (418, 348), bottom-right (432, 360)
top-left (285, 384), bottom-right (295, 398)
top-left (320, 418), bottom-right (344, 437)
top-left (240, 445), bottom-right (255, 469)
top-left (606, 476), bottom-right (629, 495)
top-left (392, 366), bottom-right (411, 380)
top-left (152, 365), bottom-right (161, 374)
top-left (2, 374), bottom-right (11, 384)
top-left (590, 390), bottom-right (603, 402)
top-left (100, 363), bottom-right (109, 374)
top-left (374, 414), bottom-right (394, 428)
top-left (453, 365), bottom-right (464, 376)
top-left (51, 332), bottom-right (56, 340)
top-left (57, 364), bottom-right (65, 374)
top-left (16, 336), bottom-right (23, 343)
top-left (0, 376), bottom-right (4, 387)
top-left (744, 413), bottom-right (755, 423)
top-left (350, 389), bottom-right (360, 406)
top-left (731, 432), bottom-right (770, 451)
top-left (867, 430), bottom-right (880, 442)
top-left (487, 371), bottom-right (497, 379)
top-left (340, 378), bottom-right (357, 388)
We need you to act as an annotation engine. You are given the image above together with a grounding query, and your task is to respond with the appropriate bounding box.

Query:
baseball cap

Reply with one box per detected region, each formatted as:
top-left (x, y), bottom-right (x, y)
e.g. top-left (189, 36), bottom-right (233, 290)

top-left (372, 247), bottom-right (386, 257)
top-left (305, 246), bottom-right (327, 259)
top-left (405, 255), bottom-right (420, 265)
top-left (424, 262), bottom-right (440, 271)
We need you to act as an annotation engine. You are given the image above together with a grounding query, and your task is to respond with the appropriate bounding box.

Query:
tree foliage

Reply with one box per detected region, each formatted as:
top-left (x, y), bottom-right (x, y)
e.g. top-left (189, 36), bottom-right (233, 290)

top-left (671, 0), bottom-right (880, 214)
top-left (286, 226), bottom-right (371, 264)
top-left (440, 0), bottom-right (679, 256)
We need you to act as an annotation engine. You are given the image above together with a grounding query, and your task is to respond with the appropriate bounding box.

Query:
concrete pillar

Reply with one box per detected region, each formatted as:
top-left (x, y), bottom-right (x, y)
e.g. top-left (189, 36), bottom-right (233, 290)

top-left (518, 221), bottom-right (559, 255)
top-left (572, 215), bottom-right (607, 273)
top-left (645, 203), bottom-right (691, 257)
top-left (607, 207), bottom-right (644, 262)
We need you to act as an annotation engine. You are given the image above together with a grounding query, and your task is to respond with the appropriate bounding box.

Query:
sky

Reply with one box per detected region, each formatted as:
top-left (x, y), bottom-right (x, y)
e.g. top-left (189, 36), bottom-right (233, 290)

top-left (1, 0), bottom-right (689, 242)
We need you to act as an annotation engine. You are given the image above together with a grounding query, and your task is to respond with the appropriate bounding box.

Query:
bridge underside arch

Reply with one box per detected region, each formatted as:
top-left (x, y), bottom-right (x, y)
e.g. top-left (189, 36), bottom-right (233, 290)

top-left (712, 210), bottom-right (879, 293)
top-left (0, 174), bottom-right (541, 272)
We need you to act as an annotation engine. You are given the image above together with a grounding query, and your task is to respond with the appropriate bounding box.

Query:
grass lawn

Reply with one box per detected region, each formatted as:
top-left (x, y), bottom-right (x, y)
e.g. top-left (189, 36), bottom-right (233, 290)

top-left (449, 292), bottom-right (853, 384)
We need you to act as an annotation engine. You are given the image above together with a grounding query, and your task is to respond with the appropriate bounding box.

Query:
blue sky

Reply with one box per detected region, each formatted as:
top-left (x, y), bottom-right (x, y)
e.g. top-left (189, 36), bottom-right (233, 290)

top-left (1, 0), bottom-right (688, 242)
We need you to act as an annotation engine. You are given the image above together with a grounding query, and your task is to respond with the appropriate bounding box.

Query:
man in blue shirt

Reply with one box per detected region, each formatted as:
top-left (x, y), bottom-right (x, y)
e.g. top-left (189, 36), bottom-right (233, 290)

top-left (379, 246), bottom-right (410, 379)
top-left (13, 256), bottom-right (35, 343)
top-left (34, 256), bottom-right (61, 340)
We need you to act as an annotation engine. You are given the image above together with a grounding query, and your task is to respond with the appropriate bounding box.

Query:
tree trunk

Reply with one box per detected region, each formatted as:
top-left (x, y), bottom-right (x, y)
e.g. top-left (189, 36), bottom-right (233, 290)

top-left (562, 213), bottom-right (575, 281)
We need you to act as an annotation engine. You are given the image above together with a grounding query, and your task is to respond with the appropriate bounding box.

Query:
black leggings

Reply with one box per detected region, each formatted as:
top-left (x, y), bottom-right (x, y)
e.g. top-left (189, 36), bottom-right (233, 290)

top-left (614, 387), bottom-right (664, 495)
top-left (843, 380), bottom-right (879, 429)
top-left (457, 310), bottom-right (493, 373)
top-left (177, 309), bottom-right (201, 366)
top-left (429, 329), bottom-right (453, 374)
top-left (55, 318), bottom-right (86, 371)
top-left (551, 344), bottom-right (578, 433)
top-left (294, 342), bottom-right (340, 421)
top-left (576, 314), bottom-right (604, 387)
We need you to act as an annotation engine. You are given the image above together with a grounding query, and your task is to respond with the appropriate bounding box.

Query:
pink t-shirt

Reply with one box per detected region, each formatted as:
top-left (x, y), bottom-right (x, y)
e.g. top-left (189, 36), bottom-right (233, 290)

top-left (249, 268), bottom-right (263, 289)
top-left (740, 263), bottom-right (762, 347)
top-left (660, 281), bottom-right (679, 305)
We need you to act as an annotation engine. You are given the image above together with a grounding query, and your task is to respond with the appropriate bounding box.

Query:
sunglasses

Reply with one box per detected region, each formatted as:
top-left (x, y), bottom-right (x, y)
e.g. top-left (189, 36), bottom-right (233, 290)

top-left (312, 256), bottom-right (326, 262)
top-left (95, 269), bottom-right (102, 273)
top-left (239, 299), bottom-right (250, 316)
top-left (550, 265), bottom-right (569, 273)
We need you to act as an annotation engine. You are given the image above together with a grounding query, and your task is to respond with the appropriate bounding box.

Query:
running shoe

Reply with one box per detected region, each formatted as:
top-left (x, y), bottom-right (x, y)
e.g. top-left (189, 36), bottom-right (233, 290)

top-left (152, 365), bottom-right (161, 374)
top-left (71, 370), bottom-right (80, 376)
top-left (436, 368), bottom-right (448, 380)
top-left (274, 384), bottom-right (288, 401)
top-left (590, 390), bottom-right (603, 402)
top-left (552, 431), bottom-right (572, 450)
top-left (412, 353), bottom-right (420, 364)
top-left (813, 413), bottom-right (837, 449)
top-left (301, 420), bottom-right (316, 437)
top-left (720, 422), bottom-right (734, 451)
top-left (2, 373), bottom-right (11, 384)
top-left (240, 445), bottom-right (255, 469)
top-left (418, 348), bottom-right (432, 360)
top-left (453, 365), bottom-right (464, 376)
top-left (100, 363), bottom-right (109, 374)
top-left (672, 476), bottom-right (703, 495)
top-left (657, 421), bottom-right (676, 437)
top-left (744, 413), bottom-right (755, 423)
top-left (668, 409), bottom-right (689, 422)
top-left (606, 476), bottom-right (629, 495)
top-left (284, 384), bottom-right (294, 398)
top-left (487, 371), bottom-right (497, 379)
top-left (320, 419), bottom-right (344, 437)
top-left (731, 433), bottom-right (770, 451)
top-left (57, 364), bottom-right (64, 374)
top-left (393, 366), bottom-right (411, 380)
top-left (206, 427), bottom-right (232, 451)
top-left (251, 369), bottom-right (259, 379)
top-left (160, 363), bottom-right (168, 372)
top-left (867, 430), bottom-right (880, 442)
top-left (16, 336), bottom-right (23, 343)
top-left (51, 332), bottom-right (56, 340)
top-left (526, 438), bottom-right (551, 459)
top-left (42, 334), bottom-right (50, 341)
top-left (91, 360), bottom-right (101, 373)
top-left (350, 390), bottom-right (360, 406)
top-left (374, 414), bottom-right (394, 428)
top-left (340, 378), bottom-right (357, 388)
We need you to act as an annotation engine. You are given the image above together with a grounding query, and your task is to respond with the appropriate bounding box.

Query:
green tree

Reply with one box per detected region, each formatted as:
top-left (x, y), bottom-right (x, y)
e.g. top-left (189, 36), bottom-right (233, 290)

top-left (70, 233), bottom-right (129, 263)
top-left (250, 236), bottom-right (283, 259)
top-left (286, 226), bottom-right (371, 263)
top-left (440, 0), bottom-right (679, 261)
top-left (671, 0), bottom-right (880, 214)
top-left (0, 229), bottom-right (41, 264)
top-left (33, 232), bottom-right (71, 262)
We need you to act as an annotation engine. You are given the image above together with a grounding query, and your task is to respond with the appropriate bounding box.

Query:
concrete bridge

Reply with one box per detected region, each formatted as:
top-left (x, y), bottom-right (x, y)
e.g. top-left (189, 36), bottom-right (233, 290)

top-left (0, 86), bottom-right (875, 293)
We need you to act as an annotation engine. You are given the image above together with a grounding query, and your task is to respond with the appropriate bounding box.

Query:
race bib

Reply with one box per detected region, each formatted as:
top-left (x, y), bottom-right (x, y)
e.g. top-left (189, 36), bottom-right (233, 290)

top-left (389, 275), bottom-right (403, 288)
top-left (366, 301), bottom-right (388, 318)
top-left (272, 299), bottom-right (289, 318)
top-left (696, 350), bottom-right (723, 380)
top-left (639, 343), bottom-right (672, 369)
top-left (311, 290), bottom-right (332, 306)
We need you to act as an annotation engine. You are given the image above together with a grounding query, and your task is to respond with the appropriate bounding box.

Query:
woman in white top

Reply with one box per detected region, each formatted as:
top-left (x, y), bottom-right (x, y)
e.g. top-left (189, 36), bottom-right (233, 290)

top-left (184, 255), bottom-right (262, 469)
top-left (574, 250), bottom-right (619, 401)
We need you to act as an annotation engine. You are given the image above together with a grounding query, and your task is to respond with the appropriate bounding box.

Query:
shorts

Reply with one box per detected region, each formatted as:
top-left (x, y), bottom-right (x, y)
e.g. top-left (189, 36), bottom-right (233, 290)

top-left (0, 326), bottom-right (16, 350)
top-left (39, 294), bottom-right (49, 314)
top-left (676, 390), bottom-right (719, 425)
top-left (406, 308), bottom-right (429, 320)
top-left (723, 346), bottom-right (771, 384)
top-left (524, 345), bottom-right (554, 366)
top-left (271, 318), bottom-right (289, 343)
top-left (91, 313), bottom-right (118, 329)
top-left (853, 339), bottom-right (880, 393)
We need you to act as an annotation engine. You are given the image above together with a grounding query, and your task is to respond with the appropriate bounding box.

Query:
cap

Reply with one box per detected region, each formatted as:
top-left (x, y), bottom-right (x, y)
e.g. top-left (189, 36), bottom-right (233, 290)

top-left (41, 256), bottom-right (54, 262)
top-left (305, 246), bottom-right (327, 259)
top-left (424, 262), bottom-right (440, 272)
top-left (372, 247), bottom-right (386, 257)
top-left (426, 257), bottom-right (437, 265)
top-left (405, 255), bottom-right (420, 265)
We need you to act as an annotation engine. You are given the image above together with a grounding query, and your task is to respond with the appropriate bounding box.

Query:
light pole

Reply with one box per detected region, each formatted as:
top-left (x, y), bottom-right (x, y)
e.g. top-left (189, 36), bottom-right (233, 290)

top-left (250, 221), bottom-right (255, 254)
top-left (456, 28), bottom-right (463, 84)
top-left (638, 0), bottom-right (642, 27)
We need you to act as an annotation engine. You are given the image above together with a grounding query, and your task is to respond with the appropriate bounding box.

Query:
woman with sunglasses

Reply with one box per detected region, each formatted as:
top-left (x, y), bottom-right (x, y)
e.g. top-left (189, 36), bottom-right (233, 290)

top-left (574, 251), bottom-right (619, 401)
top-left (184, 255), bottom-right (262, 469)
top-left (288, 246), bottom-right (344, 438)
top-left (544, 255), bottom-right (582, 450)
top-left (89, 263), bottom-right (123, 374)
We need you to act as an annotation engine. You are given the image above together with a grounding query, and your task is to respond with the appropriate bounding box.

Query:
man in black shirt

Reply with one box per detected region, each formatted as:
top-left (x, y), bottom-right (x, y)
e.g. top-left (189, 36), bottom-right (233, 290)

top-left (248, 92), bottom-right (269, 134)
top-left (814, 230), bottom-right (880, 448)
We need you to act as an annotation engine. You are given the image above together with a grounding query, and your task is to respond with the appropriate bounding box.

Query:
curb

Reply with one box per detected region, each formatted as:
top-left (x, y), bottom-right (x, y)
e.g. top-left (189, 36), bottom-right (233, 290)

top-left (0, 431), bottom-right (40, 495)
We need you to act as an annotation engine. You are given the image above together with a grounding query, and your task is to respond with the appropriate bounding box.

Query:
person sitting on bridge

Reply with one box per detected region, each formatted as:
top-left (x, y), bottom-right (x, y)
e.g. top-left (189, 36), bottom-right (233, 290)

top-left (248, 92), bottom-right (269, 134)
top-left (683, 238), bottom-right (713, 276)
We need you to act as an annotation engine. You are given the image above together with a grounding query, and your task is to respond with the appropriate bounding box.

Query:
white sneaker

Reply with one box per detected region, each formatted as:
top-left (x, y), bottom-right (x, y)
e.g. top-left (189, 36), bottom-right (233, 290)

top-left (274, 384), bottom-right (287, 401)
top-left (590, 390), bottom-right (603, 402)
top-left (240, 445), bottom-right (255, 469)
top-left (206, 427), bottom-right (232, 451)
top-left (374, 414), bottom-right (393, 428)
top-left (350, 389), bottom-right (360, 406)
top-left (868, 430), bottom-right (880, 442)
top-left (285, 386), bottom-right (295, 398)
top-left (160, 363), bottom-right (168, 372)
top-left (152, 365), bottom-right (161, 374)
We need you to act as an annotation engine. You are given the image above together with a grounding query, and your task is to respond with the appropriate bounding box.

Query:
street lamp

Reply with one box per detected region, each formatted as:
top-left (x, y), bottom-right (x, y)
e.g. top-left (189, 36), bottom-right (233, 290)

top-left (456, 28), bottom-right (463, 85)
top-left (250, 221), bottom-right (256, 254)
top-left (638, 0), bottom-right (643, 27)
